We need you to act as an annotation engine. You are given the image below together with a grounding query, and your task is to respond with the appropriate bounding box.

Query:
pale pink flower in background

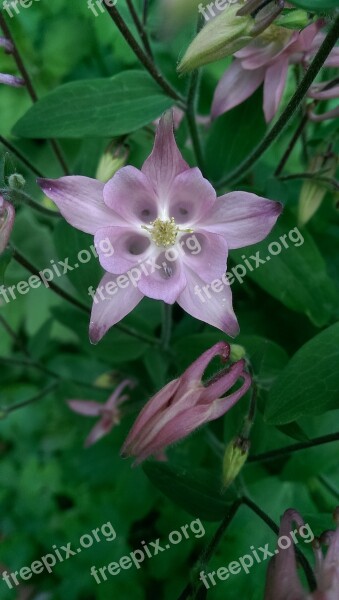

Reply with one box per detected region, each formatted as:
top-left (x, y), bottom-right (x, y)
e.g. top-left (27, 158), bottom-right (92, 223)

top-left (39, 112), bottom-right (281, 342)
top-left (212, 22), bottom-right (339, 123)
top-left (0, 36), bottom-right (24, 87)
top-left (121, 342), bottom-right (251, 465)
top-left (68, 379), bottom-right (133, 447)
top-left (264, 507), bottom-right (339, 600)
top-left (308, 81), bottom-right (339, 122)
top-left (0, 195), bottom-right (15, 254)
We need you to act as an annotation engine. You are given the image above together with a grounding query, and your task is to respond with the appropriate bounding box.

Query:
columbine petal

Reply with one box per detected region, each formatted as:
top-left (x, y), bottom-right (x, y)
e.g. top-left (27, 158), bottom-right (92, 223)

top-left (309, 106), bottom-right (339, 122)
top-left (180, 231), bottom-right (228, 283)
top-left (308, 83), bottom-right (339, 101)
top-left (68, 400), bottom-right (103, 416)
top-left (0, 73), bottom-right (25, 87)
top-left (263, 58), bottom-right (289, 122)
top-left (84, 415), bottom-right (114, 448)
top-left (137, 250), bottom-right (187, 304)
top-left (142, 112), bottom-right (189, 198)
top-left (212, 60), bottom-right (265, 119)
top-left (0, 196), bottom-right (15, 254)
top-left (94, 226), bottom-right (151, 274)
top-left (200, 192), bottom-right (282, 249)
top-left (103, 166), bottom-right (158, 225)
top-left (177, 266), bottom-right (239, 336)
top-left (38, 176), bottom-right (120, 234)
top-left (89, 272), bottom-right (144, 344)
top-left (168, 168), bottom-right (216, 224)
top-left (106, 379), bottom-right (134, 410)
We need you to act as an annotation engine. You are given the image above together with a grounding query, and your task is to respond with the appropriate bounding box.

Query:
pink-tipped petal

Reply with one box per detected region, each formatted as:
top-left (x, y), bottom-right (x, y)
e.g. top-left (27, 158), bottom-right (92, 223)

top-left (180, 342), bottom-right (230, 387)
top-left (89, 272), bottom-right (144, 344)
top-left (201, 192), bottom-right (282, 249)
top-left (0, 73), bottom-right (25, 87)
top-left (202, 359), bottom-right (247, 404)
top-left (137, 250), bottom-right (187, 304)
top-left (309, 106), bottom-right (339, 122)
top-left (177, 266), bottom-right (239, 337)
top-left (212, 61), bottom-right (265, 119)
top-left (68, 400), bottom-right (103, 417)
top-left (103, 166), bottom-right (158, 225)
top-left (181, 231), bottom-right (228, 283)
top-left (168, 168), bottom-right (216, 224)
top-left (84, 415), bottom-right (114, 448)
top-left (142, 111), bottom-right (189, 197)
top-left (263, 58), bottom-right (289, 122)
top-left (94, 226), bottom-right (151, 274)
top-left (308, 84), bottom-right (339, 101)
top-left (0, 197), bottom-right (15, 254)
top-left (106, 379), bottom-right (134, 410)
top-left (38, 176), bottom-right (120, 234)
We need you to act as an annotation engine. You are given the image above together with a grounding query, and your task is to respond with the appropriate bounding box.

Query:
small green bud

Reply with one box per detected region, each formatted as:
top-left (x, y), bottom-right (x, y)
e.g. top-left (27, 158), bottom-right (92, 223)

top-left (222, 436), bottom-right (250, 489)
top-left (8, 173), bottom-right (25, 190)
top-left (298, 153), bottom-right (338, 226)
top-left (96, 146), bottom-right (128, 183)
top-left (230, 344), bottom-right (246, 362)
top-left (275, 9), bottom-right (313, 30)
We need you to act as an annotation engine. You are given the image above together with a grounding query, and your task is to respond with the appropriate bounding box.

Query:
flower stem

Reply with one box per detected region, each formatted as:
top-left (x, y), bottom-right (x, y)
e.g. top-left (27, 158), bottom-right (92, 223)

top-left (216, 14), bottom-right (339, 187)
top-left (186, 17), bottom-right (205, 174)
top-left (0, 13), bottom-right (69, 176)
top-left (0, 135), bottom-right (44, 178)
top-left (103, 4), bottom-right (185, 104)
top-left (248, 431), bottom-right (339, 463)
top-left (126, 0), bottom-right (153, 58)
top-left (161, 302), bottom-right (172, 350)
top-left (274, 113), bottom-right (309, 177)
top-left (143, 0), bottom-right (150, 26)
top-left (2, 382), bottom-right (59, 415)
top-left (2, 188), bottom-right (61, 218)
top-left (11, 247), bottom-right (159, 346)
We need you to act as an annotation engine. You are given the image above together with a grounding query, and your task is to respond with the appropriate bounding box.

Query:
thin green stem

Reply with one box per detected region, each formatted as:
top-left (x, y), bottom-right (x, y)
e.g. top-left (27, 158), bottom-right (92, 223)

top-left (0, 135), bottom-right (44, 178)
top-left (143, 0), bottom-right (149, 25)
top-left (248, 431), bottom-right (339, 463)
top-left (2, 382), bottom-right (59, 414)
top-left (186, 17), bottom-right (205, 173)
top-left (216, 15), bottom-right (339, 187)
top-left (126, 0), bottom-right (153, 58)
top-left (278, 173), bottom-right (339, 190)
top-left (161, 302), bottom-right (172, 350)
top-left (102, 3), bottom-right (185, 104)
top-left (0, 13), bottom-right (69, 175)
top-left (11, 247), bottom-right (159, 346)
top-left (274, 113), bottom-right (309, 177)
top-left (2, 188), bottom-right (61, 218)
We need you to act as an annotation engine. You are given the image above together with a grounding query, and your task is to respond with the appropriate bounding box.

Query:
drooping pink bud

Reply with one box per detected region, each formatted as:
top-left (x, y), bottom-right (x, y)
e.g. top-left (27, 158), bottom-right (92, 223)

top-left (0, 195), bottom-right (15, 254)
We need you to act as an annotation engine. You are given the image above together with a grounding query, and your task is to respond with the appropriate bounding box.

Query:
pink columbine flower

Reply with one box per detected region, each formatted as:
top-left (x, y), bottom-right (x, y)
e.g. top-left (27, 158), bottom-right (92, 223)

top-left (121, 342), bottom-right (251, 465)
top-left (308, 80), bottom-right (339, 122)
top-left (68, 379), bottom-right (133, 447)
top-left (212, 22), bottom-right (339, 123)
top-left (264, 507), bottom-right (339, 600)
top-left (38, 112), bottom-right (281, 342)
top-left (0, 195), bottom-right (15, 254)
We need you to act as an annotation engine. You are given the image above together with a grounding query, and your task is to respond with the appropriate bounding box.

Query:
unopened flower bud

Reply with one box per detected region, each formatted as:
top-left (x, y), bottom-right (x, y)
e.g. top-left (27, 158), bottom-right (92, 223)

top-left (230, 344), bottom-right (246, 362)
top-left (0, 73), bottom-right (25, 88)
top-left (222, 436), bottom-right (250, 489)
top-left (0, 195), bottom-right (15, 254)
top-left (275, 9), bottom-right (312, 30)
top-left (8, 173), bottom-right (26, 190)
top-left (96, 146), bottom-right (128, 183)
top-left (298, 153), bottom-right (338, 226)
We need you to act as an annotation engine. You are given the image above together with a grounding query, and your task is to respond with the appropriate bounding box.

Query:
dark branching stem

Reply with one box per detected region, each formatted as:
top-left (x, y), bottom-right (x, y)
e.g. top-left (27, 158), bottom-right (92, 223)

top-left (249, 431), bottom-right (339, 463)
top-left (11, 247), bottom-right (159, 346)
top-left (143, 0), bottom-right (149, 26)
top-left (216, 14), bottom-right (339, 187)
top-left (2, 382), bottom-right (59, 414)
top-left (103, 4), bottom-right (185, 104)
top-left (0, 13), bottom-right (69, 176)
top-left (126, 0), bottom-right (153, 58)
top-left (0, 135), bottom-right (44, 178)
top-left (274, 113), bottom-right (309, 177)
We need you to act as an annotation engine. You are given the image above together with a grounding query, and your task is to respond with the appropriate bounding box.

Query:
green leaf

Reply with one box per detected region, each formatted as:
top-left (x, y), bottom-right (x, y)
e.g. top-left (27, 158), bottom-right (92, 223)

top-left (13, 71), bottom-right (173, 139)
top-left (143, 462), bottom-right (235, 521)
top-left (291, 0), bottom-right (339, 11)
top-left (265, 322), bottom-right (339, 424)
top-left (231, 211), bottom-right (339, 327)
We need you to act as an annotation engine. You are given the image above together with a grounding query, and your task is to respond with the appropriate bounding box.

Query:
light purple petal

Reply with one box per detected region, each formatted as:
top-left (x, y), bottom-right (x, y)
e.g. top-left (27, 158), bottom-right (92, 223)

top-left (181, 230), bottom-right (228, 283)
top-left (180, 342), bottom-right (230, 387)
top-left (89, 272), bottom-right (144, 344)
top-left (263, 58), bottom-right (289, 122)
top-left (202, 360), bottom-right (249, 405)
top-left (103, 166), bottom-right (158, 226)
top-left (68, 400), bottom-right (103, 417)
top-left (94, 226), bottom-right (151, 274)
top-left (0, 73), bottom-right (25, 87)
top-left (168, 168), bottom-right (216, 224)
top-left (324, 47), bottom-right (339, 68)
top-left (84, 415), bottom-right (114, 447)
top-left (38, 176), bottom-right (120, 234)
top-left (200, 192), bottom-right (282, 249)
top-left (212, 61), bottom-right (265, 119)
top-left (137, 250), bottom-right (187, 304)
top-left (142, 111), bottom-right (189, 197)
top-left (309, 106), bottom-right (339, 122)
top-left (308, 83), bottom-right (339, 100)
top-left (106, 379), bottom-right (134, 410)
top-left (177, 266), bottom-right (239, 336)
top-left (0, 197), bottom-right (15, 254)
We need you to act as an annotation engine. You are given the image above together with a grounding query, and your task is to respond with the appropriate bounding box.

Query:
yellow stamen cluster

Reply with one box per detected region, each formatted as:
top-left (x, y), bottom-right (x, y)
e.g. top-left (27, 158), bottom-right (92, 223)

top-left (144, 217), bottom-right (179, 247)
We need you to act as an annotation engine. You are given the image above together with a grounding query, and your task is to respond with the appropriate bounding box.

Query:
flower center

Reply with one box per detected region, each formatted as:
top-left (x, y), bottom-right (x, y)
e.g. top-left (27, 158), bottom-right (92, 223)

top-left (141, 217), bottom-right (178, 247)
top-left (259, 24), bottom-right (291, 46)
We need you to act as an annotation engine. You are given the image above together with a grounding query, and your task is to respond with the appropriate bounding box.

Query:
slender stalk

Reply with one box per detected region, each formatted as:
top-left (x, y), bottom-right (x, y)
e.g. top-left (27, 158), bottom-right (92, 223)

top-left (278, 173), bottom-right (339, 190)
top-left (0, 13), bottom-right (69, 175)
top-left (2, 188), bottom-right (61, 218)
top-left (103, 3), bottom-right (185, 104)
top-left (2, 382), bottom-right (58, 414)
top-left (11, 247), bottom-right (159, 345)
top-left (242, 496), bottom-right (316, 592)
top-left (161, 302), bottom-right (172, 350)
top-left (126, 0), bottom-right (153, 58)
top-left (274, 114), bottom-right (309, 177)
top-left (177, 499), bottom-right (243, 600)
top-left (248, 431), bottom-right (339, 463)
top-left (0, 135), bottom-right (44, 177)
top-left (186, 16), bottom-right (205, 173)
top-left (143, 0), bottom-right (149, 26)
top-left (216, 15), bottom-right (339, 187)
